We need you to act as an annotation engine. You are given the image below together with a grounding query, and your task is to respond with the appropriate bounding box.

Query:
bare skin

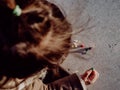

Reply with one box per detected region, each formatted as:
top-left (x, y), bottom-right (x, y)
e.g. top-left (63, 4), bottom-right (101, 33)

top-left (81, 68), bottom-right (99, 85)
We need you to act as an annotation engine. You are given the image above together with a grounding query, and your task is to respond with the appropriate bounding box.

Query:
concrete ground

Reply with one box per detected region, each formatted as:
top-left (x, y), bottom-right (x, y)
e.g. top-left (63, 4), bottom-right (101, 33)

top-left (50, 0), bottom-right (120, 90)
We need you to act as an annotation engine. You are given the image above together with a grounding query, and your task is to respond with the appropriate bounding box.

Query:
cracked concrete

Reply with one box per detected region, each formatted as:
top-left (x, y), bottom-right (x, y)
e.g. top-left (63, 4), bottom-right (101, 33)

top-left (49, 0), bottom-right (120, 90)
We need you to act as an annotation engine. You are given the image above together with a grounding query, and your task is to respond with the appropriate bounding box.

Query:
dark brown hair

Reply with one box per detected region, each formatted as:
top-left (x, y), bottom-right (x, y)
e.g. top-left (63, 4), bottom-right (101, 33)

top-left (0, 0), bottom-right (72, 78)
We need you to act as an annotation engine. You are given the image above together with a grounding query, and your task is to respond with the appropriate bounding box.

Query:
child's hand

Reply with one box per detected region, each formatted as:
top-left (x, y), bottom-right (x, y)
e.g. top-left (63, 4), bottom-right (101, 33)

top-left (81, 68), bottom-right (99, 85)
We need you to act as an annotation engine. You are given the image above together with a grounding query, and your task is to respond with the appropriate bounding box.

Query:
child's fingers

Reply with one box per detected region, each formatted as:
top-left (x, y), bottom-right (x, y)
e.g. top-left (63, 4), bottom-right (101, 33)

top-left (81, 68), bottom-right (99, 85)
top-left (88, 70), bottom-right (99, 84)
top-left (81, 69), bottom-right (93, 81)
top-left (88, 70), bottom-right (96, 81)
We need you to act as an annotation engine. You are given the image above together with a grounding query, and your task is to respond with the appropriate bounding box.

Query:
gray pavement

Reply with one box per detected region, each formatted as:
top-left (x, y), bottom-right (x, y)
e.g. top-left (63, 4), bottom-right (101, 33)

top-left (50, 0), bottom-right (120, 90)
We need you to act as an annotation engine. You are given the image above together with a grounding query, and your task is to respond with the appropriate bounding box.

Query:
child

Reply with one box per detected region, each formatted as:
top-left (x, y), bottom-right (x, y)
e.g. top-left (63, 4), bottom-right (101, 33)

top-left (0, 0), bottom-right (99, 90)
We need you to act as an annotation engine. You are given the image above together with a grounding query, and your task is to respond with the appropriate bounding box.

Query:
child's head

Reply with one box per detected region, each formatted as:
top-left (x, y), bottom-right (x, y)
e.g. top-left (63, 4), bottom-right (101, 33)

top-left (0, 0), bottom-right (72, 78)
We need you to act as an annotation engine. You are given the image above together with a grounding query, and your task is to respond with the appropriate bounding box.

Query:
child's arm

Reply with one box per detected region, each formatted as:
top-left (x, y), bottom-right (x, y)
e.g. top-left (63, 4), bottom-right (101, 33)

top-left (48, 73), bottom-right (86, 90)
top-left (22, 68), bottom-right (99, 90)
top-left (23, 73), bottom-right (86, 90)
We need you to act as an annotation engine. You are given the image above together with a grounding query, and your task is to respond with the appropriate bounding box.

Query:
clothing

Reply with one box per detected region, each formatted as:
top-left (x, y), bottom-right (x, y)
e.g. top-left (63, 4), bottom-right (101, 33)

top-left (0, 68), bottom-right (86, 90)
